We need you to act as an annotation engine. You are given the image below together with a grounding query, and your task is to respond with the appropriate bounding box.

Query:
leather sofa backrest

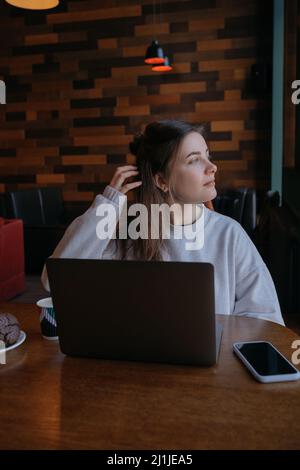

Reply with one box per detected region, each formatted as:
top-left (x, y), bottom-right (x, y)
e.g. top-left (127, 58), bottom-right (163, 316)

top-left (3, 187), bottom-right (65, 226)
top-left (242, 188), bottom-right (257, 235)
top-left (39, 187), bottom-right (65, 225)
top-left (5, 188), bottom-right (44, 225)
top-left (212, 187), bottom-right (256, 237)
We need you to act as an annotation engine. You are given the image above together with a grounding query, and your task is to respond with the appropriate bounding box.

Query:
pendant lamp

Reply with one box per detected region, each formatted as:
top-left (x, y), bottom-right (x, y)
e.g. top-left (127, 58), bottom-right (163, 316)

top-left (152, 55), bottom-right (173, 72)
top-left (151, 0), bottom-right (172, 72)
top-left (145, 39), bottom-right (165, 65)
top-left (5, 0), bottom-right (59, 9)
top-left (144, 0), bottom-right (164, 65)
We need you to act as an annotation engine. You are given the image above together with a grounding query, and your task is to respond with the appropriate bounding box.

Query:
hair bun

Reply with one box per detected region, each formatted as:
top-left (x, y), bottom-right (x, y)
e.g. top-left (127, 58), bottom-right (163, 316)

top-left (129, 132), bottom-right (145, 156)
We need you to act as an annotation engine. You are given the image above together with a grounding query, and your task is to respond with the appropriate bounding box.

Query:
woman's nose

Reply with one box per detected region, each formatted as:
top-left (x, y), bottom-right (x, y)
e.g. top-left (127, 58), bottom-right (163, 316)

top-left (205, 161), bottom-right (217, 174)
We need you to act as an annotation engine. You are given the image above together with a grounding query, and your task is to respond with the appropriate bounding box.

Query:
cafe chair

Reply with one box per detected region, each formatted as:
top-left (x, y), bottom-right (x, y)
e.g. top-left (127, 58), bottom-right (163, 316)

top-left (0, 187), bottom-right (81, 275)
top-left (211, 187), bottom-right (257, 239)
top-left (255, 190), bottom-right (300, 315)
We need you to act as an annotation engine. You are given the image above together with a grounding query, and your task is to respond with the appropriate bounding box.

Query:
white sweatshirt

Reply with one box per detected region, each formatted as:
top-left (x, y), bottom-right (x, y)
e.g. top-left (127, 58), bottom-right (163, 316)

top-left (41, 184), bottom-right (285, 326)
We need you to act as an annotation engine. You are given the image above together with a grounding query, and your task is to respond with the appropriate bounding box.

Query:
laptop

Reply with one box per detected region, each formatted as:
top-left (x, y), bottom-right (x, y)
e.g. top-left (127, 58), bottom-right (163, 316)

top-left (46, 258), bottom-right (222, 366)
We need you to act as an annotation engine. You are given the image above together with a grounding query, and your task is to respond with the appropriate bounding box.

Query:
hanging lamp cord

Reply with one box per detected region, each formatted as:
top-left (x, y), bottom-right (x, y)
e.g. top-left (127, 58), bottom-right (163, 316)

top-left (153, 0), bottom-right (156, 40)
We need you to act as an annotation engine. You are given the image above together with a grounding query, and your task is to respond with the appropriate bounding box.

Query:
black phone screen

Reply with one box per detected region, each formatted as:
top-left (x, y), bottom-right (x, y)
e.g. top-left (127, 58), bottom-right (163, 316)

top-left (237, 342), bottom-right (297, 376)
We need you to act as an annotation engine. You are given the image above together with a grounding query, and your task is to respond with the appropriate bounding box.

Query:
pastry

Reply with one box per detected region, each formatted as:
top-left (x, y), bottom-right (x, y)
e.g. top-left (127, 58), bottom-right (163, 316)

top-left (0, 313), bottom-right (20, 347)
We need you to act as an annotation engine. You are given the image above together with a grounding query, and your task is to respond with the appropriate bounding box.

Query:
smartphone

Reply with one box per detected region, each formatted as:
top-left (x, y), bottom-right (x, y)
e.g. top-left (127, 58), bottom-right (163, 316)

top-left (233, 341), bottom-right (300, 383)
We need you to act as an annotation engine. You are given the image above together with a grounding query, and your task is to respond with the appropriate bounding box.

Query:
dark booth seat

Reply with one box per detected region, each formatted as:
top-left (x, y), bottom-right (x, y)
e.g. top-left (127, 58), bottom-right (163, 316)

top-left (0, 187), bottom-right (79, 274)
top-left (212, 187), bottom-right (257, 240)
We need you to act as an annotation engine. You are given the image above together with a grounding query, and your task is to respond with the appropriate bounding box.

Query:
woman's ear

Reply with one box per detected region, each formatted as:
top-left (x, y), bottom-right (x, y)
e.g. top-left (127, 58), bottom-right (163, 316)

top-left (153, 173), bottom-right (168, 193)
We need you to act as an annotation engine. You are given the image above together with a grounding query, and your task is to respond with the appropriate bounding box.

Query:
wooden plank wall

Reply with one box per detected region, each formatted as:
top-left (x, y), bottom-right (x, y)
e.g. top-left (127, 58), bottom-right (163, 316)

top-left (0, 0), bottom-right (273, 207)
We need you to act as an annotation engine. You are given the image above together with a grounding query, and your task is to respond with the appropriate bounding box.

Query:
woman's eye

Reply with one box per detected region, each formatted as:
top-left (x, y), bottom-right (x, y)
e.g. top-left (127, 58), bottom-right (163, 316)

top-left (187, 153), bottom-right (213, 164)
top-left (188, 157), bottom-right (199, 164)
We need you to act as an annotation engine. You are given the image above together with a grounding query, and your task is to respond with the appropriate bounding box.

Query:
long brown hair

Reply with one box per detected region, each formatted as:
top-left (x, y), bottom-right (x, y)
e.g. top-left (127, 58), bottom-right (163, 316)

top-left (116, 119), bottom-right (206, 261)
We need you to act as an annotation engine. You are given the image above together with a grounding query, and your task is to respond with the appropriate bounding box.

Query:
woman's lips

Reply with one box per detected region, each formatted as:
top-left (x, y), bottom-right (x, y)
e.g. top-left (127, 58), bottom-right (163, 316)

top-left (204, 180), bottom-right (215, 187)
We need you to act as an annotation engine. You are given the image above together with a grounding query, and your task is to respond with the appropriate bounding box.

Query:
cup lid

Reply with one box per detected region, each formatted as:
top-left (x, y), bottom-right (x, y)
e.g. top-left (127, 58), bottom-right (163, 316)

top-left (36, 297), bottom-right (53, 308)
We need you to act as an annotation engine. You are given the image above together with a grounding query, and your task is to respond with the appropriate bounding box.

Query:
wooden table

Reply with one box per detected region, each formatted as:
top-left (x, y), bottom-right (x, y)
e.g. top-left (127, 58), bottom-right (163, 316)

top-left (0, 302), bottom-right (300, 450)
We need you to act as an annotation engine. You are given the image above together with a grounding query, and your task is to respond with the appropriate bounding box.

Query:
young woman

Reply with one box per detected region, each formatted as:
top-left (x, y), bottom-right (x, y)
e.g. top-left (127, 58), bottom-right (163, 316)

top-left (41, 120), bottom-right (284, 326)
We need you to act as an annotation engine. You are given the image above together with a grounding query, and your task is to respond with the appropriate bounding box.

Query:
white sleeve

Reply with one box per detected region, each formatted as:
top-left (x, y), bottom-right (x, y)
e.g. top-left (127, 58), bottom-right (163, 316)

top-left (40, 185), bottom-right (127, 292)
top-left (233, 263), bottom-right (285, 326)
top-left (232, 224), bottom-right (285, 326)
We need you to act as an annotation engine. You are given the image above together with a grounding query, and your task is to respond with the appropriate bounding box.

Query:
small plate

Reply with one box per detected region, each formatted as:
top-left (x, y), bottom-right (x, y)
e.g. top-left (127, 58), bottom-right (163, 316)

top-left (2, 331), bottom-right (26, 352)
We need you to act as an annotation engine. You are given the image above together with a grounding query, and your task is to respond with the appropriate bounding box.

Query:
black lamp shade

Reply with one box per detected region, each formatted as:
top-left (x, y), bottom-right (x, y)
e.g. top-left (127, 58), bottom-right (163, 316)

top-left (144, 40), bottom-right (165, 64)
top-left (152, 56), bottom-right (172, 72)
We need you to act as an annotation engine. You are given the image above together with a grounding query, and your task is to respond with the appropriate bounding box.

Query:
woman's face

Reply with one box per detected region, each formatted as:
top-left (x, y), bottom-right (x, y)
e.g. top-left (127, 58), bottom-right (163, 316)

top-left (168, 132), bottom-right (218, 204)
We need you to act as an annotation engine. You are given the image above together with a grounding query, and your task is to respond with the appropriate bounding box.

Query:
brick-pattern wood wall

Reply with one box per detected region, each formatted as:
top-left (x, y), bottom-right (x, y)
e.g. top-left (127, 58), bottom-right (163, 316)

top-left (0, 0), bottom-right (273, 207)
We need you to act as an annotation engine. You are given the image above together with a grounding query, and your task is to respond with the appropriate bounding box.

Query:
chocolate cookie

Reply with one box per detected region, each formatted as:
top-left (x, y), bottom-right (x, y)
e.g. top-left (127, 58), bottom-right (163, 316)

top-left (0, 313), bottom-right (20, 346)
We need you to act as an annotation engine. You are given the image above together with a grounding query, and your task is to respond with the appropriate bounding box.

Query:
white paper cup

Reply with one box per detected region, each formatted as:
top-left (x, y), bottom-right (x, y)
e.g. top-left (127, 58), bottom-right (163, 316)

top-left (36, 297), bottom-right (58, 340)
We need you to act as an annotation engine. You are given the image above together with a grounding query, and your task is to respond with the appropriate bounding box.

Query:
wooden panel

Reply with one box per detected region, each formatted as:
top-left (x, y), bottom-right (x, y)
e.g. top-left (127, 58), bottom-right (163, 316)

top-left (25, 33), bottom-right (59, 46)
top-left (210, 141), bottom-right (240, 151)
top-left (225, 90), bottom-right (241, 100)
top-left (98, 38), bottom-right (118, 49)
top-left (189, 18), bottom-right (225, 31)
top-left (63, 191), bottom-right (94, 202)
top-left (135, 23), bottom-right (170, 37)
top-left (47, 5), bottom-right (141, 24)
top-left (200, 58), bottom-right (254, 72)
top-left (37, 174), bottom-right (65, 184)
top-left (211, 120), bottom-right (244, 131)
top-left (73, 135), bottom-right (133, 146)
top-left (62, 155), bottom-right (106, 165)
top-left (160, 82), bottom-right (206, 94)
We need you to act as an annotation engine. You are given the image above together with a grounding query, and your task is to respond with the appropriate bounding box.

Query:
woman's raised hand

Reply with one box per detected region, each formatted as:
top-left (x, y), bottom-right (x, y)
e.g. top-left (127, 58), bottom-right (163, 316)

top-left (109, 165), bottom-right (142, 195)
